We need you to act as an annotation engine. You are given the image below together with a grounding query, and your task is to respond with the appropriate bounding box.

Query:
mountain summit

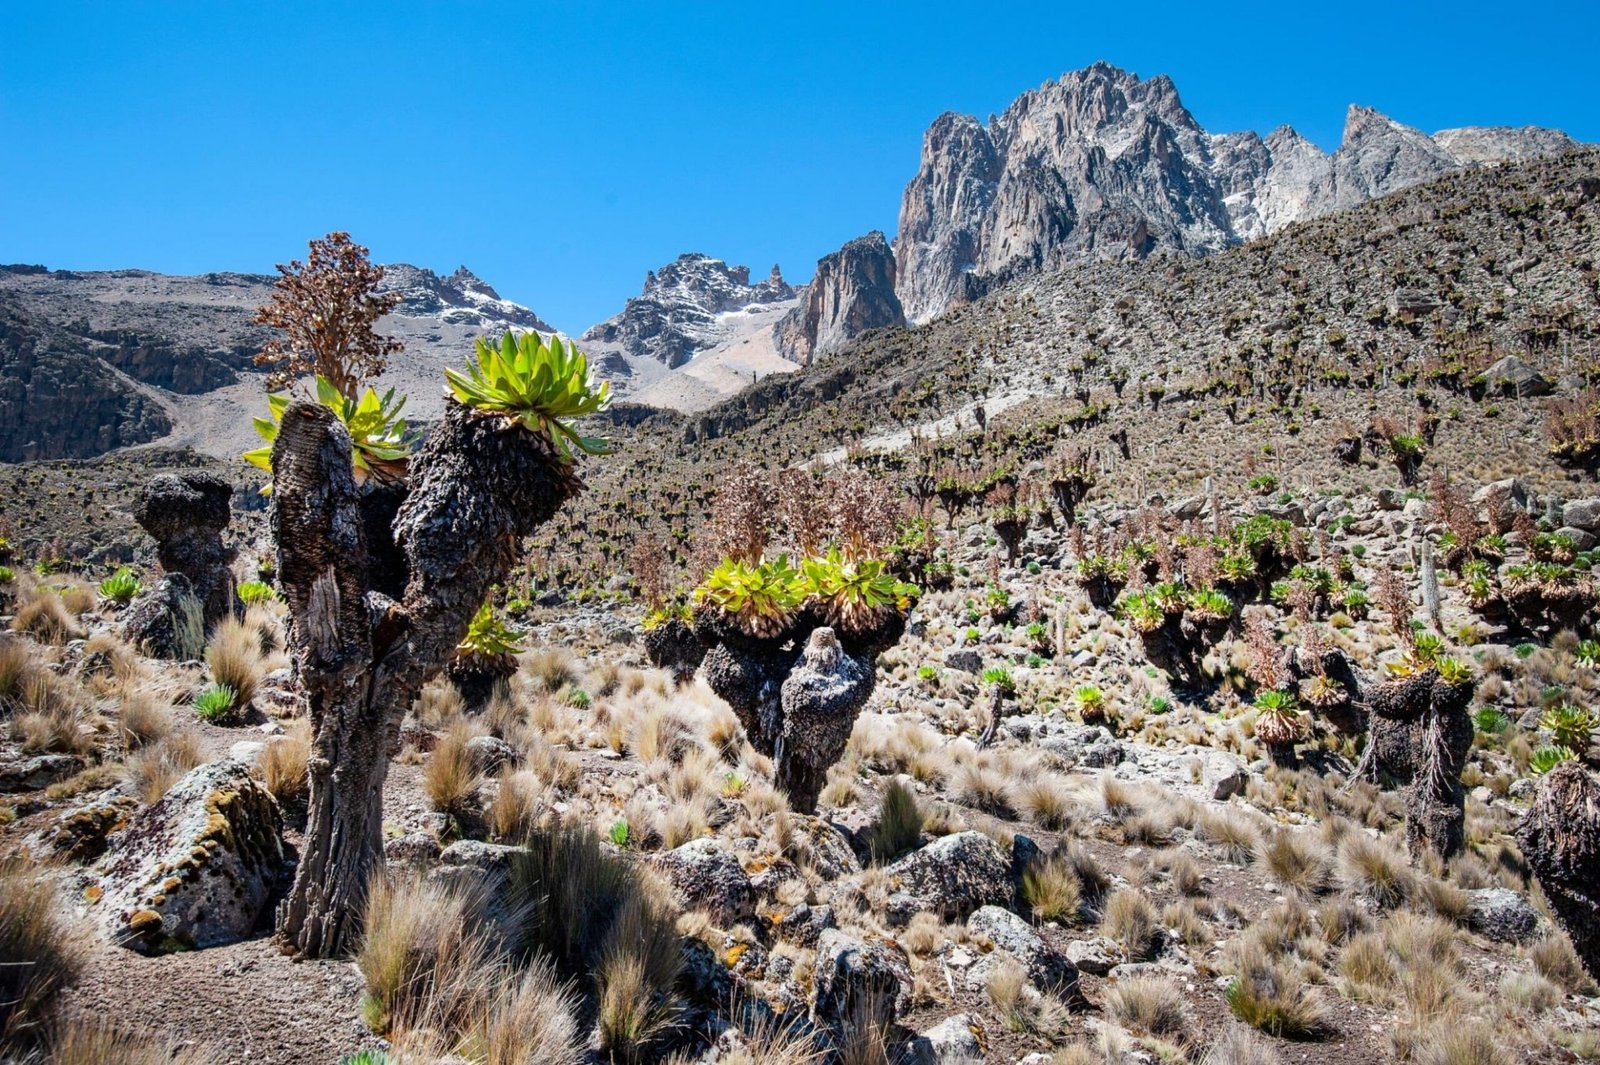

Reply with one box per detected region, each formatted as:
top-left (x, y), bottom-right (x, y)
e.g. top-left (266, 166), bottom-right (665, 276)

top-left (893, 61), bottom-right (1579, 323)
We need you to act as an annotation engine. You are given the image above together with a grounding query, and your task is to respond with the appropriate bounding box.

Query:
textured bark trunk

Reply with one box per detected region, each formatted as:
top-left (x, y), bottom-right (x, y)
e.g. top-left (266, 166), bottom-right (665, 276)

top-left (270, 400), bottom-right (582, 958)
top-left (1518, 762), bottom-right (1600, 982)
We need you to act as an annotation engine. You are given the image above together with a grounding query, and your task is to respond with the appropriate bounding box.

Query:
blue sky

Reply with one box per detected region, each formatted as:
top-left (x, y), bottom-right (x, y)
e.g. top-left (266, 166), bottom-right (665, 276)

top-left (3, 1), bottom-right (1597, 333)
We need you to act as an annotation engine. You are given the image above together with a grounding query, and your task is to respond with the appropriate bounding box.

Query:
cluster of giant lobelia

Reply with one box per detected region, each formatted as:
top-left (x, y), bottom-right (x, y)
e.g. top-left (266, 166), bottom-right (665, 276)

top-left (254, 330), bottom-right (611, 957)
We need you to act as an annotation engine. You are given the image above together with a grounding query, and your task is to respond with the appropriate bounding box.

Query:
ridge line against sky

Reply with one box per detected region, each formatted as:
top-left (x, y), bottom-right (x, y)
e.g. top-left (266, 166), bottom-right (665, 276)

top-left (3, 0), bottom-right (1599, 334)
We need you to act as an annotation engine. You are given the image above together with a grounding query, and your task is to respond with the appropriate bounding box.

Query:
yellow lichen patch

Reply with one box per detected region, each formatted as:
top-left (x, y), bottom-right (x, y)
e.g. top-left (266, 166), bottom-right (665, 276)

top-left (725, 943), bottom-right (749, 967)
top-left (128, 909), bottom-right (163, 931)
top-left (83, 884), bottom-right (103, 904)
top-left (151, 894), bottom-right (167, 906)
top-left (162, 877), bottom-right (182, 892)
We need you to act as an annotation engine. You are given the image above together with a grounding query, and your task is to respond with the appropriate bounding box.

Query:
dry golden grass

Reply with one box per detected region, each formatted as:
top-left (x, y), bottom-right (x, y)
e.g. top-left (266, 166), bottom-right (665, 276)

top-left (116, 687), bottom-right (171, 750)
top-left (254, 726), bottom-right (310, 811)
top-left (357, 873), bottom-right (496, 1036)
top-left (1101, 889), bottom-right (1157, 960)
top-left (1022, 851), bottom-right (1084, 925)
top-left (1529, 933), bottom-right (1596, 994)
top-left (488, 769), bottom-right (547, 843)
top-left (423, 722), bottom-right (482, 819)
top-left (1200, 1023), bottom-right (1283, 1065)
top-left (1, 858), bottom-right (85, 1046)
top-left (45, 1020), bottom-right (219, 1065)
top-left (1259, 829), bottom-right (1331, 897)
top-left (204, 617), bottom-right (263, 711)
top-left (1337, 832), bottom-right (1416, 909)
top-left (10, 592), bottom-right (82, 644)
top-left (1015, 773), bottom-right (1076, 831)
top-left (124, 731), bottom-right (202, 805)
top-left (1105, 974), bottom-right (1189, 1040)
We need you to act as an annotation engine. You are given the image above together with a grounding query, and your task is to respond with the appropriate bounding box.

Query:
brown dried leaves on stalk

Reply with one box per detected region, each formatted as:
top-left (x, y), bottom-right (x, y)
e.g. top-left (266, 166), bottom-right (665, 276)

top-left (254, 231), bottom-right (403, 398)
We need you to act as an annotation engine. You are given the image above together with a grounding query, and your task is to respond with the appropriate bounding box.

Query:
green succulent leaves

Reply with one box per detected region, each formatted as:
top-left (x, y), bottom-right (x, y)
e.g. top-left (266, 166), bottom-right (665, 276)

top-left (244, 375), bottom-right (418, 485)
top-left (445, 331), bottom-right (613, 462)
top-left (457, 601), bottom-right (526, 660)
top-left (692, 547), bottom-right (921, 639)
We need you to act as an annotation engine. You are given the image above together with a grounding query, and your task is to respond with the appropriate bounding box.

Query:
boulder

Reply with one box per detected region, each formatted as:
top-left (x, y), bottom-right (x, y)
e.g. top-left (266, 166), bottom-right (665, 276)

top-left (38, 795), bottom-right (138, 862)
top-left (942, 648), bottom-right (983, 674)
top-left (776, 902), bottom-right (837, 948)
top-left (119, 573), bottom-right (202, 660)
top-left (1563, 498), bottom-right (1600, 534)
top-left (791, 814), bottom-right (863, 880)
top-left (384, 830), bottom-right (443, 871)
top-left (965, 905), bottom-right (1078, 995)
top-left (1479, 355), bottom-right (1552, 397)
top-left (811, 928), bottom-right (913, 1035)
top-left (0, 753), bottom-right (85, 792)
top-left (92, 760), bottom-right (285, 952)
top-left (464, 735), bottom-right (517, 775)
top-left (653, 837), bottom-right (754, 927)
top-left (885, 830), bottom-right (1015, 926)
top-left (1464, 887), bottom-right (1540, 944)
top-left (1064, 937), bottom-right (1119, 976)
top-left (1559, 526), bottom-right (1598, 552)
top-left (906, 1014), bottom-right (986, 1065)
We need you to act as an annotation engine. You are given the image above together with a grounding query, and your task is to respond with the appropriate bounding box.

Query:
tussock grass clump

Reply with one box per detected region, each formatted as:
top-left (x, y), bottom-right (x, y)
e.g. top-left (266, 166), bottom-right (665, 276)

top-left (1016, 774), bottom-right (1076, 831)
top-left (1200, 1024), bottom-right (1283, 1065)
top-left (11, 592), bottom-right (82, 644)
top-left (488, 769), bottom-right (547, 843)
top-left (472, 958), bottom-right (583, 1065)
top-left (1337, 932), bottom-right (1396, 1001)
top-left (125, 731), bottom-right (202, 805)
top-left (1198, 808), bottom-right (1260, 864)
top-left (1105, 974), bottom-right (1188, 1039)
top-left (14, 694), bottom-right (94, 756)
top-left (1101, 889), bottom-right (1157, 960)
top-left (45, 1020), bottom-right (218, 1065)
top-left (254, 727), bottom-right (311, 813)
top-left (423, 722), bottom-right (482, 820)
top-left (204, 617), bottom-right (263, 711)
top-left (1337, 833), bottom-right (1416, 908)
top-left (1022, 851), bottom-right (1084, 925)
top-left (1399, 1019), bottom-right (1500, 1065)
top-left (0, 636), bottom-right (33, 709)
top-left (868, 780), bottom-right (923, 864)
top-left (951, 761), bottom-right (1014, 817)
top-left (116, 688), bottom-right (172, 749)
top-left (1, 859), bottom-right (84, 1046)
top-left (357, 874), bottom-right (496, 1035)
top-left (1224, 940), bottom-right (1329, 1040)
top-left (1259, 830), bottom-right (1331, 896)
top-left (522, 647), bottom-right (580, 694)
top-left (987, 958), bottom-right (1068, 1038)
top-left (1530, 933), bottom-right (1596, 994)
top-left (510, 824), bottom-right (683, 1063)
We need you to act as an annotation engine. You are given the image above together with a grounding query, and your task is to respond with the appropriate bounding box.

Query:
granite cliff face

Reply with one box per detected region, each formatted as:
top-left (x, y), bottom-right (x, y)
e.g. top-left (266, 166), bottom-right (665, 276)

top-left (581, 254), bottom-right (796, 369)
top-left (775, 232), bottom-right (905, 366)
top-left (893, 62), bottom-right (1579, 323)
top-left (0, 290), bottom-right (172, 462)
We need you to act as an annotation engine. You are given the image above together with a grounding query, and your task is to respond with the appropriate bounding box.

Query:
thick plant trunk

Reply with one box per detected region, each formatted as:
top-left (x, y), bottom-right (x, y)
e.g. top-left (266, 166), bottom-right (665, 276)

top-left (1518, 762), bottom-right (1600, 982)
top-left (271, 401), bottom-right (581, 958)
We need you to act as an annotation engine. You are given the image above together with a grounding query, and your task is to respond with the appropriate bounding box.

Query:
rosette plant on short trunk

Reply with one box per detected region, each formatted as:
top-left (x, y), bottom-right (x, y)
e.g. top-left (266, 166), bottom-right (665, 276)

top-left (692, 549), bottom-right (917, 813)
top-left (1118, 583), bottom-right (1233, 690)
top-left (446, 599), bottom-right (525, 711)
top-left (1348, 652), bottom-right (1475, 860)
top-left (1517, 761), bottom-right (1600, 983)
top-left (265, 327), bottom-right (609, 958)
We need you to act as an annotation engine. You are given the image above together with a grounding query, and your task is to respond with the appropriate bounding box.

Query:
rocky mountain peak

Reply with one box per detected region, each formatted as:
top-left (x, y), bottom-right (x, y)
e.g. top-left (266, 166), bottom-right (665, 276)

top-left (377, 263), bottom-right (552, 332)
top-left (894, 64), bottom-right (1580, 324)
top-left (581, 253), bottom-right (797, 369)
top-left (774, 231), bottom-right (905, 367)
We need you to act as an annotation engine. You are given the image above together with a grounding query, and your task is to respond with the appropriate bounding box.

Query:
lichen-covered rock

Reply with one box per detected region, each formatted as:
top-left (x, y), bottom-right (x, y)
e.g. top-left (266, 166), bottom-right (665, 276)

top-left (885, 830), bottom-right (1016, 926)
top-left (965, 905), bottom-right (1079, 995)
top-left (653, 837), bottom-right (754, 928)
top-left (40, 795), bottom-right (138, 862)
top-left (811, 928), bottom-right (913, 1035)
top-left (778, 627), bottom-right (874, 812)
top-left (790, 814), bottom-right (863, 881)
top-left (906, 1013), bottom-right (987, 1065)
top-left (0, 752), bottom-right (85, 792)
top-left (384, 830), bottom-right (442, 871)
top-left (93, 760), bottom-right (285, 952)
top-left (464, 734), bottom-right (517, 776)
top-left (1464, 887), bottom-right (1540, 944)
top-left (120, 573), bottom-right (202, 660)
top-left (776, 902), bottom-right (837, 948)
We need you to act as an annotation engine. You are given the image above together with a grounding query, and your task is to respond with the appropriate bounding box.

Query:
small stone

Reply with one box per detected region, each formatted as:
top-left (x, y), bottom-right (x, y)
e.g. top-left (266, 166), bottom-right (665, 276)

top-left (1464, 887), bottom-right (1540, 944)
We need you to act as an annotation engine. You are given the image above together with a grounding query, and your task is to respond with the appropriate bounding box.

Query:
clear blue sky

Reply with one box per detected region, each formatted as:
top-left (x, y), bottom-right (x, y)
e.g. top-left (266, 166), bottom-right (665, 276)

top-left (3, 1), bottom-right (1597, 333)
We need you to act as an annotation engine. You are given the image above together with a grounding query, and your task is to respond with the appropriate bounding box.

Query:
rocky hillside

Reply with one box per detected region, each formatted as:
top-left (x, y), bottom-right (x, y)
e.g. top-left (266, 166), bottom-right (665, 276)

top-left (893, 61), bottom-right (1580, 323)
top-left (0, 262), bottom-right (562, 461)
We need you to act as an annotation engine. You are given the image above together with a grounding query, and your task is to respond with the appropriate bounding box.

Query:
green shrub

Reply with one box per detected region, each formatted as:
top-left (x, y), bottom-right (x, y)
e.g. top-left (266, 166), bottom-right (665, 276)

top-left (192, 684), bottom-right (237, 722)
top-left (445, 331), bottom-right (613, 460)
top-left (236, 580), bottom-right (281, 605)
top-left (97, 568), bottom-right (142, 605)
top-left (870, 780), bottom-right (924, 864)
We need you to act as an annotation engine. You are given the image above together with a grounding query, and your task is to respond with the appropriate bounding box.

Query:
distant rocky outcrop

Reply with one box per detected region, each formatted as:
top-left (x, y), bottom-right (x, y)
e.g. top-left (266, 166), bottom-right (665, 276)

top-left (378, 264), bottom-right (554, 333)
top-left (0, 292), bottom-right (171, 462)
top-left (774, 231), bottom-right (905, 366)
top-left (893, 61), bottom-right (1579, 323)
top-left (582, 253), bottom-right (795, 369)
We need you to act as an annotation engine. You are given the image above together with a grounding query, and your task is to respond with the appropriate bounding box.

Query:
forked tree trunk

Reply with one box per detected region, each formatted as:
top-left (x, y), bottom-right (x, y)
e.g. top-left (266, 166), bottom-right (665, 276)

top-left (1518, 761), bottom-right (1600, 982)
top-left (271, 400), bottom-right (582, 957)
